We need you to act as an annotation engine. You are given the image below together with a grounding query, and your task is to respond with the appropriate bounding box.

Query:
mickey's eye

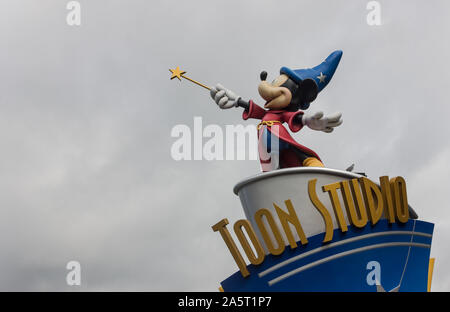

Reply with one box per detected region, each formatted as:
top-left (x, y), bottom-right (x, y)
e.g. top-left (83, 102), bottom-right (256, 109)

top-left (272, 75), bottom-right (289, 87)
top-left (272, 76), bottom-right (283, 86)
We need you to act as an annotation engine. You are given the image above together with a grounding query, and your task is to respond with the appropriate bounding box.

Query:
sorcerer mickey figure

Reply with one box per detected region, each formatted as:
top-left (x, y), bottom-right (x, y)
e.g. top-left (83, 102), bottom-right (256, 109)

top-left (210, 50), bottom-right (344, 172)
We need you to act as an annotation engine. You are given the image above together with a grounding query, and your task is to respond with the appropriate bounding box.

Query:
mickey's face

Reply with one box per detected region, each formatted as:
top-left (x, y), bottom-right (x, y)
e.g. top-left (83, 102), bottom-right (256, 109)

top-left (258, 71), bottom-right (319, 111)
top-left (258, 72), bottom-right (292, 110)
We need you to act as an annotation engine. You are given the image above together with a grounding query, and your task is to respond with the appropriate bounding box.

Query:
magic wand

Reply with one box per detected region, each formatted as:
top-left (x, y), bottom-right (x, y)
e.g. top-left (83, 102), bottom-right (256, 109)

top-left (169, 66), bottom-right (211, 91)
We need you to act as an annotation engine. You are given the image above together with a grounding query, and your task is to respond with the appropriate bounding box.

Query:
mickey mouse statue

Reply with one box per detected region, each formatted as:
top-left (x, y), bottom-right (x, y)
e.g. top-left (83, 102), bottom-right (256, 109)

top-left (210, 50), bottom-right (344, 172)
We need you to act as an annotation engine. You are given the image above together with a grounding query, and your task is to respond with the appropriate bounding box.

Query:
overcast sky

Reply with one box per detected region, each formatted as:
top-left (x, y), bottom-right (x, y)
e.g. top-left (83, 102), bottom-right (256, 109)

top-left (0, 0), bottom-right (449, 291)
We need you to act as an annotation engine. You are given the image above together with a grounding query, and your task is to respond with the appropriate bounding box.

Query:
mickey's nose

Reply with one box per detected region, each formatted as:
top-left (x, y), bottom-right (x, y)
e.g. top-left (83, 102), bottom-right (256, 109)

top-left (260, 71), bottom-right (267, 81)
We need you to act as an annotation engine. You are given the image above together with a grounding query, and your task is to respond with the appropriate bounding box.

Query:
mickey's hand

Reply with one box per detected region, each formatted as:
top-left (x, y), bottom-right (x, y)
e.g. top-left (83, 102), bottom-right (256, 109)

top-left (210, 83), bottom-right (241, 109)
top-left (302, 111), bottom-right (343, 133)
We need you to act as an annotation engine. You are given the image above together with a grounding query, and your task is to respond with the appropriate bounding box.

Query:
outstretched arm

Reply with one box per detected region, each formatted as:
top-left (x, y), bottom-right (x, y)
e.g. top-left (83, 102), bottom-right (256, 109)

top-left (210, 84), bottom-right (243, 109)
top-left (236, 98), bottom-right (250, 110)
top-left (210, 84), bottom-right (265, 120)
top-left (296, 111), bottom-right (343, 133)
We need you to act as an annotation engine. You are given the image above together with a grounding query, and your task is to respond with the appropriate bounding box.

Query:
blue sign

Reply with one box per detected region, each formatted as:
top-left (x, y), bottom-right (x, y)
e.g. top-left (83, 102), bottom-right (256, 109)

top-left (221, 219), bottom-right (434, 292)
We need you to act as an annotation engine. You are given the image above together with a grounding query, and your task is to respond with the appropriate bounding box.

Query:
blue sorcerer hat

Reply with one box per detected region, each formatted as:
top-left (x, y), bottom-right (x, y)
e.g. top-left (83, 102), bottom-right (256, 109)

top-left (280, 50), bottom-right (343, 109)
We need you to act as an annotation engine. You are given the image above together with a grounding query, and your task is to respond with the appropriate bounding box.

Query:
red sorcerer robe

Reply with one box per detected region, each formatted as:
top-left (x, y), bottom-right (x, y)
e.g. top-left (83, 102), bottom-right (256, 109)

top-left (242, 100), bottom-right (321, 171)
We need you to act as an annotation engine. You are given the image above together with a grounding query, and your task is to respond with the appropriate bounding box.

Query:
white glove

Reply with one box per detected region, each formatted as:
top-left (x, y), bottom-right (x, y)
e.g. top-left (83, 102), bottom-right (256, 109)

top-left (302, 111), bottom-right (343, 133)
top-left (210, 83), bottom-right (241, 109)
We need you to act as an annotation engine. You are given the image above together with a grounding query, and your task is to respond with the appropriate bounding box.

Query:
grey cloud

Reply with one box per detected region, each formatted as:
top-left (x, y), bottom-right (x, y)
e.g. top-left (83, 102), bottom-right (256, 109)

top-left (0, 0), bottom-right (448, 291)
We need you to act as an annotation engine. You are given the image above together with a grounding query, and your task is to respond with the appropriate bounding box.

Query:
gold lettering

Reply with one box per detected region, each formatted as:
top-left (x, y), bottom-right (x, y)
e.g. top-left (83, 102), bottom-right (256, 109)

top-left (233, 219), bottom-right (265, 265)
top-left (274, 199), bottom-right (308, 249)
top-left (308, 179), bottom-right (334, 242)
top-left (322, 182), bottom-right (348, 232)
top-left (212, 218), bottom-right (249, 277)
top-left (390, 176), bottom-right (409, 223)
top-left (254, 209), bottom-right (285, 256)
top-left (340, 179), bottom-right (368, 228)
top-left (359, 177), bottom-right (384, 225)
top-left (380, 176), bottom-right (396, 223)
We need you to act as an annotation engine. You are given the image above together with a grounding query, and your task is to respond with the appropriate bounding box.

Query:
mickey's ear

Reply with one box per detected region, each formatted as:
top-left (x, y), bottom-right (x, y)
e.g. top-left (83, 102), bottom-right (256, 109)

top-left (299, 79), bottom-right (318, 103)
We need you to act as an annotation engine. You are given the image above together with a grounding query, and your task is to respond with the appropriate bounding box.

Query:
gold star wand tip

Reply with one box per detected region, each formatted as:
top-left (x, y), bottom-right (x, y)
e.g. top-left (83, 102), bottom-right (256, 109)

top-left (169, 66), bottom-right (211, 91)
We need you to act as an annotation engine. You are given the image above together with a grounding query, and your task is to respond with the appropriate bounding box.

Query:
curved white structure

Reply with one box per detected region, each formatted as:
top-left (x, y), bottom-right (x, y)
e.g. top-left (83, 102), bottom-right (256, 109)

top-left (233, 167), bottom-right (417, 252)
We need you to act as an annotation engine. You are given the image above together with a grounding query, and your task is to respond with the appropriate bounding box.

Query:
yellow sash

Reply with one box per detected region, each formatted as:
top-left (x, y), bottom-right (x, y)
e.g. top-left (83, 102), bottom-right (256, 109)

top-left (256, 120), bottom-right (282, 130)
